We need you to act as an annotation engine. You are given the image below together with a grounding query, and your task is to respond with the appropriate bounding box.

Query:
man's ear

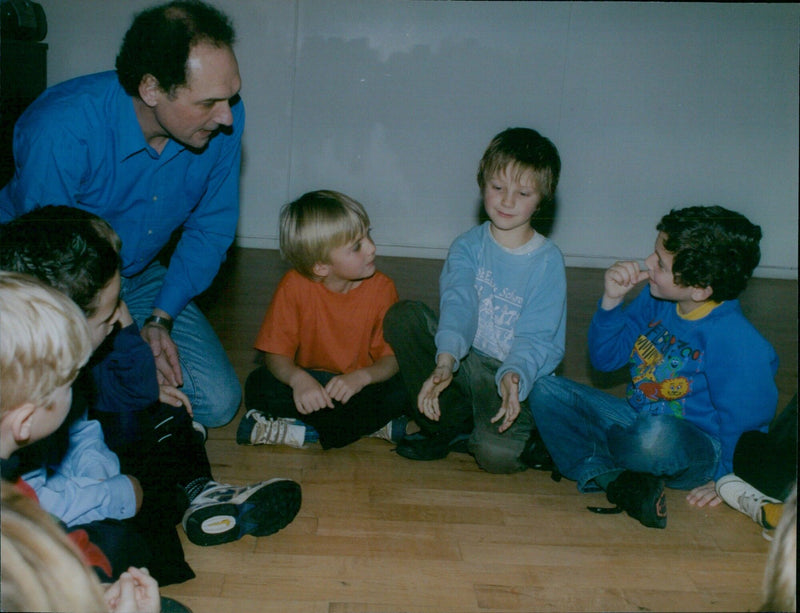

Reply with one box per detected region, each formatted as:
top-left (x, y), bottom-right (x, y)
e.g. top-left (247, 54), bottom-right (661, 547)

top-left (138, 74), bottom-right (162, 108)
top-left (691, 285), bottom-right (714, 302)
top-left (6, 403), bottom-right (37, 445)
top-left (312, 261), bottom-right (330, 279)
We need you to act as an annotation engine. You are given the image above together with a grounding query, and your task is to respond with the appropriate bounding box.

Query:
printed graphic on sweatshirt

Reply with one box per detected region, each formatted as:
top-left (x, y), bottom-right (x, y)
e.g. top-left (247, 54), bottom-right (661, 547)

top-left (627, 319), bottom-right (703, 418)
top-left (473, 267), bottom-right (522, 360)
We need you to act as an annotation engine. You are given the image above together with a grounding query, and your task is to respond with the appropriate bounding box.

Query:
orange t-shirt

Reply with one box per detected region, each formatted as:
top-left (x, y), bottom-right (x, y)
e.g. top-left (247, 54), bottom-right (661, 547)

top-left (254, 269), bottom-right (398, 374)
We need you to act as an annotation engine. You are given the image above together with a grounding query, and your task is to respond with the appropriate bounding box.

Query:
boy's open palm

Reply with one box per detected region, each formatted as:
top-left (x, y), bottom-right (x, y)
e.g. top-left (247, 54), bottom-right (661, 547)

top-left (492, 371), bottom-right (521, 433)
top-left (418, 363), bottom-right (454, 421)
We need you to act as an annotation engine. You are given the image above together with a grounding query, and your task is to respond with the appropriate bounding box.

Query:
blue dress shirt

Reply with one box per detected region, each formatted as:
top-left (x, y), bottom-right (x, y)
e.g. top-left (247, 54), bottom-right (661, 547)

top-left (0, 71), bottom-right (244, 317)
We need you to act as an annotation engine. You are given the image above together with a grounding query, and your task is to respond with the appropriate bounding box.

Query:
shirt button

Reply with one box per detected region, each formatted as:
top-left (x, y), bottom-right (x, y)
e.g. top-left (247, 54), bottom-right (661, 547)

top-left (153, 196), bottom-right (158, 201)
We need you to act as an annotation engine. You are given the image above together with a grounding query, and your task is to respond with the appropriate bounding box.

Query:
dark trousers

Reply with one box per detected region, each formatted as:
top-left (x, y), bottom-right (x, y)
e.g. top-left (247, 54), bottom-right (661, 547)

top-left (733, 394), bottom-right (797, 501)
top-left (245, 365), bottom-right (409, 449)
top-left (90, 402), bottom-right (212, 586)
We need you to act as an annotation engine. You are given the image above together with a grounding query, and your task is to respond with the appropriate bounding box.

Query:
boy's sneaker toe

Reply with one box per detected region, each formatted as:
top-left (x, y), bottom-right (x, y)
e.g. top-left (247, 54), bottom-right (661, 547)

top-left (593, 470), bottom-right (667, 529)
top-left (182, 478), bottom-right (302, 546)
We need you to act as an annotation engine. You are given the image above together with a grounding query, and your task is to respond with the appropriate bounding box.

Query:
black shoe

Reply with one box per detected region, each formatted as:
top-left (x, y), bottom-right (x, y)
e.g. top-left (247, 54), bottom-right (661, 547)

top-left (590, 470), bottom-right (667, 529)
top-left (520, 427), bottom-right (555, 471)
top-left (395, 431), bottom-right (469, 461)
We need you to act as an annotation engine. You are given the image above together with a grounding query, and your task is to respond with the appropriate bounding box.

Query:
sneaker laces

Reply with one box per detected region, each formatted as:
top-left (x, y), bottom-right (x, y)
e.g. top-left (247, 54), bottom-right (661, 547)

top-left (248, 411), bottom-right (299, 446)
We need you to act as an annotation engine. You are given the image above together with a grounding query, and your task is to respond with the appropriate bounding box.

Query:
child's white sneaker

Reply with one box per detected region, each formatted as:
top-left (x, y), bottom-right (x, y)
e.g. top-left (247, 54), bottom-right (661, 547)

top-left (236, 410), bottom-right (306, 448)
top-left (716, 473), bottom-right (781, 528)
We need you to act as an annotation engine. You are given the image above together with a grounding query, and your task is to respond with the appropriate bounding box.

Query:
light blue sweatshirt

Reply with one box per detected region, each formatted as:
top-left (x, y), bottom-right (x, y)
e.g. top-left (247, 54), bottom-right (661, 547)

top-left (435, 222), bottom-right (567, 401)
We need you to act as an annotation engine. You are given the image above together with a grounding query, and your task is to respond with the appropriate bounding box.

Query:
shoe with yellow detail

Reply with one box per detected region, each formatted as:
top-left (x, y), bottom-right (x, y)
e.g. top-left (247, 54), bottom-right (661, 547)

top-left (182, 478), bottom-right (301, 546)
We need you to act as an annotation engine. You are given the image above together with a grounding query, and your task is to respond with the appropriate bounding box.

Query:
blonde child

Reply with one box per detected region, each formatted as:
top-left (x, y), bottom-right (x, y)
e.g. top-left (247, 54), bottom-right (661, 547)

top-left (238, 190), bottom-right (408, 449)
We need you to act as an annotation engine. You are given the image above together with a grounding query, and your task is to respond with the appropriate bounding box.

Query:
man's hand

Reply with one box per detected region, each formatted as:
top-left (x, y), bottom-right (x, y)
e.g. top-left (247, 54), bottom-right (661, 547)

top-left (127, 475), bottom-right (143, 513)
top-left (418, 354), bottom-right (455, 421)
top-left (141, 312), bottom-right (182, 387)
top-left (601, 260), bottom-right (649, 310)
top-left (491, 371), bottom-right (521, 433)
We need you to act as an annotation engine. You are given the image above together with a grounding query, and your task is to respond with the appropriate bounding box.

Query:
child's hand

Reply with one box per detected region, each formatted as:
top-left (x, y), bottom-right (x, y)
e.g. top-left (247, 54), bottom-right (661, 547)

top-left (491, 372), bottom-right (521, 433)
top-left (127, 475), bottom-right (143, 513)
top-left (159, 384), bottom-right (193, 416)
top-left (686, 480), bottom-right (722, 508)
top-left (325, 371), bottom-right (369, 404)
top-left (601, 260), bottom-right (650, 310)
top-left (291, 373), bottom-right (334, 415)
top-left (417, 354), bottom-right (455, 421)
top-left (104, 566), bottom-right (161, 613)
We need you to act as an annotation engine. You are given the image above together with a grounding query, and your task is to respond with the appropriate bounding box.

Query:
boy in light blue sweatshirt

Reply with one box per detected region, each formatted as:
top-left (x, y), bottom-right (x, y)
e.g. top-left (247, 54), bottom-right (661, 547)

top-left (384, 127), bottom-right (566, 473)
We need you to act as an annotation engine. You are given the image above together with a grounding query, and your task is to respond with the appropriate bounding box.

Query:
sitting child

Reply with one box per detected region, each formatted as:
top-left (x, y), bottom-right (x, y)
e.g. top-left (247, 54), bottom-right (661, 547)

top-left (531, 205), bottom-right (778, 529)
top-left (383, 127), bottom-right (566, 473)
top-left (238, 190), bottom-right (408, 449)
top-left (0, 207), bottom-right (302, 585)
top-left (0, 271), bottom-right (177, 612)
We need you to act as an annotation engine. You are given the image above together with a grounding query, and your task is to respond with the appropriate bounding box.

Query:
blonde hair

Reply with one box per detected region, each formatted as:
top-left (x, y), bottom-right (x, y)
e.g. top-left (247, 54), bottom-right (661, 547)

top-left (761, 485), bottom-right (797, 612)
top-left (279, 190), bottom-right (370, 279)
top-left (0, 271), bottom-right (92, 415)
top-left (0, 482), bottom-right (108, 612)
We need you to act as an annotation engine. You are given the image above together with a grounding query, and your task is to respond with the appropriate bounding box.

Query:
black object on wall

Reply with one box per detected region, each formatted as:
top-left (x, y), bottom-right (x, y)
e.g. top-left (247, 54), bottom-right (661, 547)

top-left (1, 0), bottom-right (48, 187)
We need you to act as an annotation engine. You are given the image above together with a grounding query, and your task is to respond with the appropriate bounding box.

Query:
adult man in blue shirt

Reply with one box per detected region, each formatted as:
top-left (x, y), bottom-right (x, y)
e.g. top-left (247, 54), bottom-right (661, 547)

top-left (0, 1), bottom-right (243, 428)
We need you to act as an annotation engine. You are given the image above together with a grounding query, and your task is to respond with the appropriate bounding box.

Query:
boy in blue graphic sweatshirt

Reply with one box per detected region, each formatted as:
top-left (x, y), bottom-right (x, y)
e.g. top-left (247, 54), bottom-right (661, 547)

top-left (531, 205), bottom-right (778, 529)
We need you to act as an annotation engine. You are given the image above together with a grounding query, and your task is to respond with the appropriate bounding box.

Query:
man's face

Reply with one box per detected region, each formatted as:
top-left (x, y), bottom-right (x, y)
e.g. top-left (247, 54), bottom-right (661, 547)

top-left (152, 42), bottom-right (242, 150)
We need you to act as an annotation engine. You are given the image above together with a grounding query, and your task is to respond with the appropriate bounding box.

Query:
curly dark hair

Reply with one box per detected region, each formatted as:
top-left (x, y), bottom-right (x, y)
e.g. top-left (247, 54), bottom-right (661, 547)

top-left (0, 206), bottom-right (121, 316)
top-left (115, 0), bottom-right (235, 97)
top-left (656, 205), bottom-right (762, 301)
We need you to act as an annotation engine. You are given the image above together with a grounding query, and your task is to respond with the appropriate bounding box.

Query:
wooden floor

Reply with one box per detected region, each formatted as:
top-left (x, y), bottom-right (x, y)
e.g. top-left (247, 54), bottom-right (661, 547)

top-left (161, 248), bottom-right (797, 613)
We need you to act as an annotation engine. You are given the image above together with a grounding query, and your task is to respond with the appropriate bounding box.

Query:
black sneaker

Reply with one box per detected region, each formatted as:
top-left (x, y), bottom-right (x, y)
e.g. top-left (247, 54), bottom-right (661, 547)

top-left (182, 478), bottom-right (302, 546)
top-left (520, 428), bottom-right (555, 471)
top-left (395, 431), bottom-right (469, 461)
top-left (592, 470), bottom-right (667, 529)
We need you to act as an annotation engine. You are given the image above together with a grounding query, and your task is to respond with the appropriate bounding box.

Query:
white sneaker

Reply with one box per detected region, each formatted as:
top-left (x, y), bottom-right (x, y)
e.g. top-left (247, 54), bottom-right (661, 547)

top-left (369, 416), bottom-right (408, 443)
top-left (182, 478), bottom-right (302, 546)
top-left (716, 473), bottom-right (780, 527)
top-left (236, 410), bottom-right (306, 448)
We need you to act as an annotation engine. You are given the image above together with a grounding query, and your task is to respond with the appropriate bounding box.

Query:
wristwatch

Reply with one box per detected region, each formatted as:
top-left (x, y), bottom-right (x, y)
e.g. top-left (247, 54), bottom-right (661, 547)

top-left (144, 315), bottom-right (174, 333)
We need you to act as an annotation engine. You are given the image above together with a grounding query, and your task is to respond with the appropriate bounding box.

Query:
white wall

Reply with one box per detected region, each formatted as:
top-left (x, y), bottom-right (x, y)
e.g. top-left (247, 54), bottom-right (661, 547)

top-left (38, 1), bottom-right (799, 278)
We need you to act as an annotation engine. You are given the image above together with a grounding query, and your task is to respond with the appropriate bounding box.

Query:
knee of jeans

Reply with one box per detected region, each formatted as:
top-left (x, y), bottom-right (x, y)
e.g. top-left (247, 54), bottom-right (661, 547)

top-left (472, 438), bottom-right (526, 474)
top-left (609, 415), bottom-right (676, 463)
top-left (384, 301), bottom-right (417, 336)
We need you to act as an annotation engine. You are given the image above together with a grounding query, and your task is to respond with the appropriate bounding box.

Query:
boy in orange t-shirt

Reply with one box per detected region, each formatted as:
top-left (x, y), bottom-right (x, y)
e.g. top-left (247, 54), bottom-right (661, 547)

top-left (238, 190), bottom-right (409, 449)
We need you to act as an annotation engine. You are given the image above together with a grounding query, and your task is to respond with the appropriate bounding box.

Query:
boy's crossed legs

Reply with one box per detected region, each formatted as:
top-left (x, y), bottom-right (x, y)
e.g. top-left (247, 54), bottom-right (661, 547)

top-left (531, 375), bottom-right (719, 528)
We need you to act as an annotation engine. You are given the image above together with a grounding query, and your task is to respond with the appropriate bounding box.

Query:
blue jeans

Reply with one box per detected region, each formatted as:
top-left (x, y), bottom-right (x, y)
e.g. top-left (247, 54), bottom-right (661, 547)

top-left (121, 262), bottom-right (241, 427)
top-left (530, 375), bottom-right (720, 492)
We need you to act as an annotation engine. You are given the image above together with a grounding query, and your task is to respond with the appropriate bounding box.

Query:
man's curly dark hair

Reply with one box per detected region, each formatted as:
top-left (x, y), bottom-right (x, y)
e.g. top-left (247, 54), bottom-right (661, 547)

top-left (115, 0), bottom-right (235, 97)
top-left (657, 205), bottom-right (762, 301)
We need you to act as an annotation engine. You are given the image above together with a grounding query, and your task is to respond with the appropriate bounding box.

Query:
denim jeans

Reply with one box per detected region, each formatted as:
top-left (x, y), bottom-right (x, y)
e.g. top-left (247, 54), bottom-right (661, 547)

top-left (384, 300), bottom-right (534, 473)
top-left (121, 262), bottom-right (241, 427)
top-left (531, 375), bottom-right (720, 492)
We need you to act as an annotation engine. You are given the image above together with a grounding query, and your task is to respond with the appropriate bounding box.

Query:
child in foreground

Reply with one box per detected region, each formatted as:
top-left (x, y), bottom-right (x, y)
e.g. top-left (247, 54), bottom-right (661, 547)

top-left (531, 205), bottom-right (778, 529)
top-left (0, 272), bottom-right (166, 613)
top-left (1, 206), bottom-right (302, 585)
top-left (238, 190), bottom-right (408, 449)
top-left (383, 127), bottom-right (567, 473)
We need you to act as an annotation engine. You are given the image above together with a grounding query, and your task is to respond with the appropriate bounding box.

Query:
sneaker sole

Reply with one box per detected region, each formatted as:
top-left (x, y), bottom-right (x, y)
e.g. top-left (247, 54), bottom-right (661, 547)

top-left (184, 479), bottom-right (302, 547)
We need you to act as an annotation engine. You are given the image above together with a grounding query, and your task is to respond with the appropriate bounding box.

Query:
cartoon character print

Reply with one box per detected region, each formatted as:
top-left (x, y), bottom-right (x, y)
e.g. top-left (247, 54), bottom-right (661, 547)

top-left (627, 320), bottom-right (700, 417)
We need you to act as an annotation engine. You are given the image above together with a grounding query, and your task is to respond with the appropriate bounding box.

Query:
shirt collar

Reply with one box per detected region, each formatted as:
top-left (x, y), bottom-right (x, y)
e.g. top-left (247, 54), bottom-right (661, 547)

top-left (115, 82), bottom-right (186, 163)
